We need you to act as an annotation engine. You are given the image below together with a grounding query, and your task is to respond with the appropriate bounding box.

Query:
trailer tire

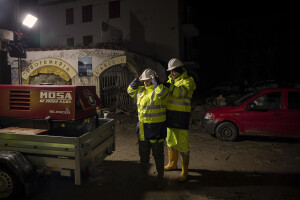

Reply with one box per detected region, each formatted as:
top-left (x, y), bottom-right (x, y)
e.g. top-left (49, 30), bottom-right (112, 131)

top-left (0, 167), bottom-right (24, 200)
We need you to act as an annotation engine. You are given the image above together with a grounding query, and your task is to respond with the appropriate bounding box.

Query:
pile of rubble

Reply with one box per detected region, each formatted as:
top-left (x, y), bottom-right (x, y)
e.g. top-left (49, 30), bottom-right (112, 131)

top-left (190, 94), bottom-right (229, 128)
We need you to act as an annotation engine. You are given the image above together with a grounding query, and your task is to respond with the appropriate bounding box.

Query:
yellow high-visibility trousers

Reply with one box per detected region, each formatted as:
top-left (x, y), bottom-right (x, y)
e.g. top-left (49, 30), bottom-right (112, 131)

top-left (166, 128), bottom-right (190, 153)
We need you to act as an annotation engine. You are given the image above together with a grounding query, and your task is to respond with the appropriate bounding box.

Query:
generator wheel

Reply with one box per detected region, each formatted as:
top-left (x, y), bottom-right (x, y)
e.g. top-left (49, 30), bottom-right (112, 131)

top-left (0, 167), bottom-right (23, 199)
top-left (215, 122), bottom-right (238, 141)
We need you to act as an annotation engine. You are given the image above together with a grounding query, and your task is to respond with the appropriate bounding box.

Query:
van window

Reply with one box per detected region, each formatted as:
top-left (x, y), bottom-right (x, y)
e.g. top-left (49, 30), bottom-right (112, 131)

top-left (233, 91), bottom-right (260, 106)
top-left (251, 92), bottom-right (281, 110)
top-left (288, 92), bottom-right (300, 110)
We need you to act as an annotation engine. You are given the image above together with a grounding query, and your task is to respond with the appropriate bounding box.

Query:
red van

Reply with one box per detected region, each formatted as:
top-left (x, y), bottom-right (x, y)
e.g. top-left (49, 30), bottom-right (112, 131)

top-left (201, 88), bottom-right (300, 141)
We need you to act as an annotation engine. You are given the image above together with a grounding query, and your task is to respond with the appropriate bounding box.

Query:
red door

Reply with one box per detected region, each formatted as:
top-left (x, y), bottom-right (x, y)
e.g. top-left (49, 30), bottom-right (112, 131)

top-left (241, 92), bottom-right (284, 136)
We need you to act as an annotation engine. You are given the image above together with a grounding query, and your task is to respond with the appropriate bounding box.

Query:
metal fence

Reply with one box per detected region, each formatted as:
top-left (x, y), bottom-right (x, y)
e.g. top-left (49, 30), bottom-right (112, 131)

top-left (100, 64), bottom-right (135, 110)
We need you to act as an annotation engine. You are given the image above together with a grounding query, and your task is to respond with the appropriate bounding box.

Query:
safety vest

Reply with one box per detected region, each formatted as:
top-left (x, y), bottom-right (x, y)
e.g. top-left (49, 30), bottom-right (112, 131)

top-left (167, 70), bottom-right (196, 112)
top-left (127, 84), bottom-right (168, 140)
top-left (166, 70), bottom-right (196, 130)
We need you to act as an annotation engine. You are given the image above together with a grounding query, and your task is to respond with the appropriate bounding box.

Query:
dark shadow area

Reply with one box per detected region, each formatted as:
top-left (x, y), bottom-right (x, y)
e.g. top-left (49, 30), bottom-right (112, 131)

top-left (27, 160), bottom-right (300, 200)
top-left (28, 160), bottom-right (159, 200)
top-left (238, 135), bottom-right (300, 144)
top-left (188, 169), bottom-right (300, 187)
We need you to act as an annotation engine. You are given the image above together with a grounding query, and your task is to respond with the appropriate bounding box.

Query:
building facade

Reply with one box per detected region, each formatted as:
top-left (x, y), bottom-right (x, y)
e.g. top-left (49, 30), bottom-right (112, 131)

top-left (38, 0), bottom-right (181, 63)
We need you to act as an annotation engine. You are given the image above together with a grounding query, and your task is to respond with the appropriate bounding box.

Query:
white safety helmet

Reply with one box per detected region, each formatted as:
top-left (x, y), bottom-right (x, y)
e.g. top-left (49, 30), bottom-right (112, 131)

top-left (139, 68), bottom-right (157, 81)
top-left (167, 58), bottom-right (184, 71)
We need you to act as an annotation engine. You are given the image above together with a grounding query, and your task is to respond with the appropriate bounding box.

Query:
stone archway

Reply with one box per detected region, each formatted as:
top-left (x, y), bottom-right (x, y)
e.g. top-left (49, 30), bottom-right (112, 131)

top-left (22, 58), bottom-right (77, 85)
top-left (93, 56), bottom-right (139, 78)
top-left (93, 56), bottom-right (140, 110)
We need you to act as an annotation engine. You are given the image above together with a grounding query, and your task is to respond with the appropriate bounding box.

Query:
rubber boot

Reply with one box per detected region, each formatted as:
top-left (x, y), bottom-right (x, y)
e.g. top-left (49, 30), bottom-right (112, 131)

top-left (177, 155), bottom-right (189, 182)
top-left (164, 149), bottom-right (178, 171)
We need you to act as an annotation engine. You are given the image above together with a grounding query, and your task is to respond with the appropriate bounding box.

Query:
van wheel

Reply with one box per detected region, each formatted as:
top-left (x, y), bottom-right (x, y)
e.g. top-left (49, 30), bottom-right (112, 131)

top-left (215, 122), bottom-right (238, 141)
top-left (0, 168), bottom-right (23, 199)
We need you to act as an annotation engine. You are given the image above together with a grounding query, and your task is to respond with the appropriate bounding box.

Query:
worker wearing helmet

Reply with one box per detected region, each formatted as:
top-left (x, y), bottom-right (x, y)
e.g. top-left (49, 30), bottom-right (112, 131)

top-left (127, 68), bottom-right (169, 189)
top-left (164, 58), bottom-right (196, 182)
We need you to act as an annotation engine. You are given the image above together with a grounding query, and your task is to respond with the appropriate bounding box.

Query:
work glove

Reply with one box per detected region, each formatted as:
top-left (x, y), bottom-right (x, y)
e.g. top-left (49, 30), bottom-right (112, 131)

top-left (163, 82), bottom-right (171, 88)
top-left (151, 76), bottom-right (161, 88)
top-left (171, 77), bottom-right (175, 84)
top-left (130, 78), bottom-right (140, 89)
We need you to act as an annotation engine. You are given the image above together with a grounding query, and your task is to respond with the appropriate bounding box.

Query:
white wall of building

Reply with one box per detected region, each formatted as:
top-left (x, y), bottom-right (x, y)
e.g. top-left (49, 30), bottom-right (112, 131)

top-left (38, 0), bottom-right (179, 63)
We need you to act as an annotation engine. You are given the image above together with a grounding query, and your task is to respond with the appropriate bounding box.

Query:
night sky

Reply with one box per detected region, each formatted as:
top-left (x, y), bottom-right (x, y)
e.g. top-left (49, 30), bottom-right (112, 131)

top-left (190, 15), bottom-right (300, 87)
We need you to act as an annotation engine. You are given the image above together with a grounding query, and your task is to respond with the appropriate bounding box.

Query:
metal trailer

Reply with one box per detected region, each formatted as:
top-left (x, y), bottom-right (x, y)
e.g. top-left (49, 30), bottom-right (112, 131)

top-left (0, 118), bottom-right (115, 199)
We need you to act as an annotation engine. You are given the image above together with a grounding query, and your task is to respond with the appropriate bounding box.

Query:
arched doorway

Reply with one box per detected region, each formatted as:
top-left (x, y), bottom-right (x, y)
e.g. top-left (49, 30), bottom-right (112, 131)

top-left (93, 56), bottom-right (140, 111)
top-left (28, 66), bottom-right (71, 85)
top-left (22, 58), bottom-right (77, 85)
top-left (100, 64), bottom-right (136, 110)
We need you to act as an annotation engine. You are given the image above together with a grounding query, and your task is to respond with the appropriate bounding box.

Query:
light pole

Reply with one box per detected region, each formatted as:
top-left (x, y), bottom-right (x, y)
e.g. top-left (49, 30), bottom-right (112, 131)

top-left (18, 14), bottom-right (38, 84)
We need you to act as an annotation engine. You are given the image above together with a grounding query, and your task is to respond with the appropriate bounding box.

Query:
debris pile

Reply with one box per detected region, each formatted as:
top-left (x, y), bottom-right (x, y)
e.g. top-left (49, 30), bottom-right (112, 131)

top-left (205, 94), bottom-right (227, 107)
top-left (190, 95), bottom-right (227, 128)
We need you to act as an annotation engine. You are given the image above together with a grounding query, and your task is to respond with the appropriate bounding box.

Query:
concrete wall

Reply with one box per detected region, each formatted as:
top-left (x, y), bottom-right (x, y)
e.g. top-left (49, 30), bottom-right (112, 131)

top-left (38, 0), bottom-right (179, 63)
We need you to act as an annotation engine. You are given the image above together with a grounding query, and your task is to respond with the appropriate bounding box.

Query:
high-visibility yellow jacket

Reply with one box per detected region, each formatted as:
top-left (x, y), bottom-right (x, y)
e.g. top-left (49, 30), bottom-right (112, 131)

top-left (127, 83), bottom-right (168, 140)
top-left (166, 70), bottom-right (196, 130)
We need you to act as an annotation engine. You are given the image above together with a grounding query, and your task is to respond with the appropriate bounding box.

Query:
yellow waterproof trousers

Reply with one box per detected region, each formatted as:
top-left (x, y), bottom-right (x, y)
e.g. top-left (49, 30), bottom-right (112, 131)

top-left (166, 127), bottom-right (190, 153)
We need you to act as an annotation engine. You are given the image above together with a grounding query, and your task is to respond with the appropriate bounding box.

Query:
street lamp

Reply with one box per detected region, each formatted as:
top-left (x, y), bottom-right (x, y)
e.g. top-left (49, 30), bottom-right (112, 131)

top-left (17, 14), bottom-right (38, 84)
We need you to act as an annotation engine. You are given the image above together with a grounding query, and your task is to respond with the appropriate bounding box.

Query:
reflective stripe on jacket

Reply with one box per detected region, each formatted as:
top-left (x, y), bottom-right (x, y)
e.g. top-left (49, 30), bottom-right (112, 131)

top-left (128, 84), bottom-right (168, 123)
top-left (127, 83), bottom-right (168, 141)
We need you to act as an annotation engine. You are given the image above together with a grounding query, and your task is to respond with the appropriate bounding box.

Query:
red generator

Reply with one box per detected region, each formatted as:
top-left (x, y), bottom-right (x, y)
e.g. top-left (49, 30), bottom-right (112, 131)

top-left (0, 85), bottom-right (102, 136)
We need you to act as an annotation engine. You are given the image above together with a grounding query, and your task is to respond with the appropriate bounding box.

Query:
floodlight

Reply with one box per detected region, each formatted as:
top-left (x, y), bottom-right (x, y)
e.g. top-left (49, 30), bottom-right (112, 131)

top-left (22, 14), bottom-right (38, 28)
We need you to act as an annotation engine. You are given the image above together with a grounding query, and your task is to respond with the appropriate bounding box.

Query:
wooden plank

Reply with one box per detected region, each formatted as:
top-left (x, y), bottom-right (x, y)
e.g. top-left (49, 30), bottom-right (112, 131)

top-left (0, 127), bottom-right (48, 135)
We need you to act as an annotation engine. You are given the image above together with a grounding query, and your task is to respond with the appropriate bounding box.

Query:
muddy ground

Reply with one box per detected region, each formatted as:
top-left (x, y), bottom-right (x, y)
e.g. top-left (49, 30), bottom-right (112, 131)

top-left (29, 112), bottom-right (300, 200)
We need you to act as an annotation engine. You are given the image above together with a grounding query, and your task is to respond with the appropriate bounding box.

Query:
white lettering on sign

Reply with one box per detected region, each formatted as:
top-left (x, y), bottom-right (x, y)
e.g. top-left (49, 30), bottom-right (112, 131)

top-left (40, 91), bottom-right (72, 103)
top-left (49, 108), bottom-right (71, 114)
